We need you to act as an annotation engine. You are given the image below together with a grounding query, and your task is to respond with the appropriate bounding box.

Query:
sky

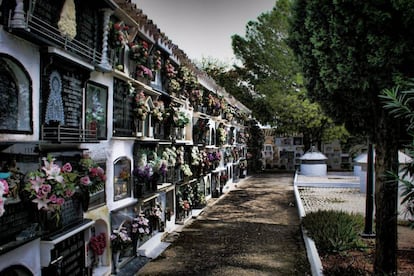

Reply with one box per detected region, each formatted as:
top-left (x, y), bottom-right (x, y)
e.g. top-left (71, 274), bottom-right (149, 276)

top-left (134, 0), bottom-right (276, 64)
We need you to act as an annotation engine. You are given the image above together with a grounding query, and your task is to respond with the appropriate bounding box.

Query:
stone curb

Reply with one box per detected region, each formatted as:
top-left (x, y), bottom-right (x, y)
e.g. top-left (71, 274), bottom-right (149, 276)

top-left (293, 173), bottom-right (324, 276)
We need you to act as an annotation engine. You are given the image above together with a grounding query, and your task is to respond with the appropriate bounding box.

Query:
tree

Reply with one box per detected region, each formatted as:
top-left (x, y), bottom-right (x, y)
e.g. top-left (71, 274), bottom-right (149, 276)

top-left (199, 1), bottom-right (348, 150)
top-left (232, 0), bottom-right (299, 94)
top-left (199, 58), bottom-right (275, 123)
top-left (289, 1), bottom-right (414, 273)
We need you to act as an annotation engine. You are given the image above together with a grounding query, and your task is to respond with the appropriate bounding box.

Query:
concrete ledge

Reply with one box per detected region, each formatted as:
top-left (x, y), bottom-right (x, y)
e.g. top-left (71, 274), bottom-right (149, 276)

top-left (295, 182), bottom-right (359, 189)
top-left (294, 172), bottom-right (324, 276)
top-left (138, 232), bottom-right (167, 257)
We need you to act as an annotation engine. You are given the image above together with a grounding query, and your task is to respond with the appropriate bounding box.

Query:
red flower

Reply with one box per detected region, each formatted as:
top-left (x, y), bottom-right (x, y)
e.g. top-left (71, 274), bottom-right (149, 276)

top-left (90, 233), bottom-right (106, 256)
top-left (114, 23), bottom-right (121, 30)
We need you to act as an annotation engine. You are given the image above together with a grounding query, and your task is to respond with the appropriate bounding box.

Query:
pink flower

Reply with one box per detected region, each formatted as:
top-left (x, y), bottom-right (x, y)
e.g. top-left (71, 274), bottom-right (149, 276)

top-left (65, 189), bottom-right (74, 197)
top-left (29, 176), bottom-right (45, 194)
top-left (44, 164), bottom-right (64, 183)
top-left (49, 194), bottom-right (57, 203)
top-left (41, 184), bottom-right (52, 194)
top-left (80, 176), bottom-right (91, 186)
top-left (0, 198), bottom-right (5, 217)
top-left (0, 179), bottom-right (9, 194)
top-left (89, 167), bottom-right (99, 177)
top-left (61, 162), bottom-right (72, 173)
top-left (55, 197), bottom-right (65, 205)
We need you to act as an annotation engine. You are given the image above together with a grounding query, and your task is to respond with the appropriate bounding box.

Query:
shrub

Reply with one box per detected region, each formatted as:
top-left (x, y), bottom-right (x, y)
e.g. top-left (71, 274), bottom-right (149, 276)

top-left (302, 210), bottom-right (366, 254)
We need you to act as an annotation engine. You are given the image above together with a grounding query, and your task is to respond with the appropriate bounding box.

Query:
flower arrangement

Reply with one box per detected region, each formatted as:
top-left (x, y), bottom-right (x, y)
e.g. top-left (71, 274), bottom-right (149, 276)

top-left (150, 156), bottom-right (168, 179)
top-left (133, 163), bottom-right (153, 184)
top-left (217, 125), bottom-right (227, 145)
top-left (132, 213), bottom-right (150, 240)
top-left (133, 151), bottom-right (153, 184)
top-left (177, 185), bottom-right (193, 211)
top-left (165, 60), bottom-right (177, 78)
top-left (90, 232), bottom-right (106, 256)
top-left (220, 174), bottom-right (228, 184)
top-left (201, 150), bottom-right (211, 171)
top-left (175, 146), bottom-right (185, 167)
top-left (181, 67), bottom-right (198, 88)
top-left (232, 148), bottom-right (240, 161)
top-left (118, 167), bottom-right (130, 181)
top-left (86, 92), bottom-right (104, 123)
top-left (151, 50), bottom-right (162, 71)
top-left (110, 225), bottom-right (132, 252)
top-left (129, 40), bottom-right (149, 63)
top-left (181, 164), bottom-right (193, 177)
top-left (79, 154), bottom-right (106, 194)
top-left (168, 79), bottom-right (181, 94)
top-left (136, 65), bottom-right (153, 81)
top-left (237, 132), bottom-right (247, 144)
top-left (152, 100), bottom-right (167, 123)
top-left (172, 109), bottom-right (190, 128)
top-left (151, 204), bottom-right (162, 219)
top-left (25, 155), bottom-right (78, 212)
top-left (110, 21), bottom-right (129, 48)
top-left (239, 159), bottom-right (247, 169)
top-left (191, 147), bottom-right (202, 166)
top-left (163, 147), bottom-right (177, 167)
top-left (207, 94), bottom-right (215, 109)
top-left (193, 118), bottom-right (208, 143)
top-left (0, 179), bottom-right (9, 217)
top-left (132, 90), bottom-right (149, 121)
top-left (57, 0), bottom-right (77, 40)
top-left (204, 93), bottom-right (223, 115)
top-left (207, 151), bottom-right (221, 168)
top-left (212, 96), bottom-right (224, 115)
top-left (189, 89), bottom-right (203, 108)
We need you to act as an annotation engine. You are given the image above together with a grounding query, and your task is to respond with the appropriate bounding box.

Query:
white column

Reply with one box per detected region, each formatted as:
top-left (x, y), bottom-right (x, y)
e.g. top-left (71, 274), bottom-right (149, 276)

top-left (10, 0), bottom-right (26, 29)
top-left (97, 8), bottom-right (113, 72)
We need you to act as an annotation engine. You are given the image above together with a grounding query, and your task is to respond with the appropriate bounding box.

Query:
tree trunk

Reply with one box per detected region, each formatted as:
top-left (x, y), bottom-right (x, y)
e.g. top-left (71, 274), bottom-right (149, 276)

top-left (374, 117), bottom-right (399, 275)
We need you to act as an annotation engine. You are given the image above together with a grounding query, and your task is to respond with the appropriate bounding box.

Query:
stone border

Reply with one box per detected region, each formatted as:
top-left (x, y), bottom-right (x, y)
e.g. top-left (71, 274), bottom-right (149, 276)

top-left (293, 173), bottom-right (324, 276)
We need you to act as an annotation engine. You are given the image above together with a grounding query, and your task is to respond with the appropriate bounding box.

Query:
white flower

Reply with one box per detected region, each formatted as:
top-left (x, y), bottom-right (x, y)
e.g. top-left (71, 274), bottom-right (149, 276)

top-left (57, 0), bottom-right (77, 40)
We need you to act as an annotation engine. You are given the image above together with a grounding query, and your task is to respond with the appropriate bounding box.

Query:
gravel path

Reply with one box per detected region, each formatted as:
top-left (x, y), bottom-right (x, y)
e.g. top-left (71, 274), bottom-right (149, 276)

top-left (137, 173), bottom-right (310, 275)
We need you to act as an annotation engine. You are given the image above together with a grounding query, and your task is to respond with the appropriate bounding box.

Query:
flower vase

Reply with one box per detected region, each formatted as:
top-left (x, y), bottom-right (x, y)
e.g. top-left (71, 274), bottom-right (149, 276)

top-left (134, 119), bottom-right (143, 137)
top-left (113, 251), bottom-right (121, 274)
top-left (131, 234), bottom-right (138, 257)
top-left (97, 255), bottom-right (103, 267)
top-left (38, 209), bottom-right (62, 234)
top-left (80, 187), bottom-right (90, 212)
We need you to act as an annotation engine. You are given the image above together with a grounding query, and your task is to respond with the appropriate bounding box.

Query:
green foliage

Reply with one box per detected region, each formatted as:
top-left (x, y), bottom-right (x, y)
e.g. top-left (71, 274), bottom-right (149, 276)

top-left (289, 0), bottom-right (414, 139)
top-left (302, 210), bottom-right (366, 255)
top-left (380, 82), bottom-right (414, 227)
top-left (200, 1), bottom-right (348, 148)
top-left (380, 82), bottom-right (414, 131)
top-left (290, 4), bottom-right (414, 271)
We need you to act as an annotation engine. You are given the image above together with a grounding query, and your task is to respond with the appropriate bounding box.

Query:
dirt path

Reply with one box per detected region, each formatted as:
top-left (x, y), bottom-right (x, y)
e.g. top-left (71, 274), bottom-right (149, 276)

top-left (138, 173), bottom-right (311, 275)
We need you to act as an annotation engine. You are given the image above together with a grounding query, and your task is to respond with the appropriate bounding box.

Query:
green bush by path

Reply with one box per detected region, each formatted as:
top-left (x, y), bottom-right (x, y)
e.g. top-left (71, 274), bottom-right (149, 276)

top-left (302, 210), bottom-right (366, 254)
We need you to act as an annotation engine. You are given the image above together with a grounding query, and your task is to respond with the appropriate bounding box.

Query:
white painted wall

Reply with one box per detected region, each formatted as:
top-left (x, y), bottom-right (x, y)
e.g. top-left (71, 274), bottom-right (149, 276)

top-left (0, 238), bottom-right (41, 276)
